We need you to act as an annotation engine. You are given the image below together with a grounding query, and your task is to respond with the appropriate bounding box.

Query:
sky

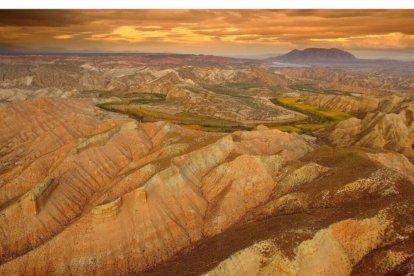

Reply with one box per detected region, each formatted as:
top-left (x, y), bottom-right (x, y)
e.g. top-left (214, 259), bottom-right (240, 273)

top-left (0, 10), bottom-right (414, 60)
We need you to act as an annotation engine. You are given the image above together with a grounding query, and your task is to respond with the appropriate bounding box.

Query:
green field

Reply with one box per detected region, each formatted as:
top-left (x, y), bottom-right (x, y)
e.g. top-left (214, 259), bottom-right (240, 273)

top-left (97, 93), bottom-right (351, 134)
top-left (98, 93), bottom-right (166, 106)
top-left (271, 97), bottom-right (352, 133)
top-left (98, 94), bottom-right (250, 132)
top-left (102, 106), bottom-right (250, 132)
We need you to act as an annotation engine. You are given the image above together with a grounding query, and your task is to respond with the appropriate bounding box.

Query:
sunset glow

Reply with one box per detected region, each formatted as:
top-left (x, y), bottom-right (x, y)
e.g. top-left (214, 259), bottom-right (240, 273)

top-left (0, 10), bottom-right (413, 59)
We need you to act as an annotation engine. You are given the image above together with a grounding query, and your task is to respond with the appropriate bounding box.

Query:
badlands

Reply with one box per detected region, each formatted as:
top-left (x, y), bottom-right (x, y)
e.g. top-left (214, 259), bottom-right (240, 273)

top-left (0, 51), bottom-right (414, 275)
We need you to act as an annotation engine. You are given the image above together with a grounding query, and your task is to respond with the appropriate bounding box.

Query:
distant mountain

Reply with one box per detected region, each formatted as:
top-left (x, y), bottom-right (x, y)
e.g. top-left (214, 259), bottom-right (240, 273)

top-left (268, 48), bottom-right (358, 64)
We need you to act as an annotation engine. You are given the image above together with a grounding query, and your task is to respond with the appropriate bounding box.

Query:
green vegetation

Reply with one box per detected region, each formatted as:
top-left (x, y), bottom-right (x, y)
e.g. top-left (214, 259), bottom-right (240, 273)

top-left (98, 93), bottom-right (250, 132)
top-left (97, 92), bottom-right (351, 134)
top-left (99, 93), bottom-right (166, 106)
top-left (273, 98), bottom-right (351, 121)
top-left (271, 97), bottom-right (352, 133)
top-left (290, 84), bottom-right (352, 96)
top-left (107, 106), bottom-right (250, 132)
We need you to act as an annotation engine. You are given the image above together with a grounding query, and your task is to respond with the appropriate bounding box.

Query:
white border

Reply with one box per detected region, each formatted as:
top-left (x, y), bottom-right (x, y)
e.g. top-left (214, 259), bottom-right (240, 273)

top-left (2, 0), bottom-right (414, 9)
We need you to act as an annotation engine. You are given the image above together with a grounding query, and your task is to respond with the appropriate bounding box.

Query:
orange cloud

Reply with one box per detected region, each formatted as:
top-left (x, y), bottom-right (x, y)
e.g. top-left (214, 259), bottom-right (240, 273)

top-left (0, 10), bottom-right (413, 59)
top-left (88, 25), bottom-right (214, 43)
top-left (54, 34), bottom-right (77, 40)
top-left (309, 32), bottom-right (414, 49)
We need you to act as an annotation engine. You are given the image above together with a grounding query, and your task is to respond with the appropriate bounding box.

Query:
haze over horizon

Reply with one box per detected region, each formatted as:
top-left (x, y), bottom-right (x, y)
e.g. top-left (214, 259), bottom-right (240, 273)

top-left (1, 10), bottom-right (414, 60)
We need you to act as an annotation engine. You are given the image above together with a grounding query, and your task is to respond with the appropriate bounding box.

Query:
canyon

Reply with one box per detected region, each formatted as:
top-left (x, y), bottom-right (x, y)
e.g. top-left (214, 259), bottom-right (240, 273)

top-left (0, 51), bottom-right (413, 275)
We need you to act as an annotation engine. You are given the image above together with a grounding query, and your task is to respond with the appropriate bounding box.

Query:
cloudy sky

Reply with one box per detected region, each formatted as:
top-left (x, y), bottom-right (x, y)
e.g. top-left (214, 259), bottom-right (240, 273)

top-left (1, 10), bottom-right (414, 59)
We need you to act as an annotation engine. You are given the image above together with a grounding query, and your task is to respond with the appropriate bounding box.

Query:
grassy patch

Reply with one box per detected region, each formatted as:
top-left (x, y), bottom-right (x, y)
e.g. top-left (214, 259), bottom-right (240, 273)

top-left (99, 93), bottom-right (166, 106)
top-left (97, 92), bottom-right (350, 134)
top-left (275, 98), bottom-right (351, 121)
top-left (99, 100), bottom-right (250, 132)
top-left (271, 97), bottom-right (352, 133)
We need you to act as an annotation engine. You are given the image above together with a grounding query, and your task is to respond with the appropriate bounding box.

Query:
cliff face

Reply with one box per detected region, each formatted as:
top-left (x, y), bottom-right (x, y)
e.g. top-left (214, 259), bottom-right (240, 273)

top-left (1, 98), bottom-right (414, 275)
top-left (329, 99), bottom-right (414, 161)
top-left (0, 98), bottom-right (311, 274)
top-left (205, 216), bottom-right (392, 276)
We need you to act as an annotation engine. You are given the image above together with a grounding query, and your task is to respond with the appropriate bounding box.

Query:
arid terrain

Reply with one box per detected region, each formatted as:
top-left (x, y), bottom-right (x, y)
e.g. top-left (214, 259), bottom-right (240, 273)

top-left (1, 49), bottom-right (414, 275)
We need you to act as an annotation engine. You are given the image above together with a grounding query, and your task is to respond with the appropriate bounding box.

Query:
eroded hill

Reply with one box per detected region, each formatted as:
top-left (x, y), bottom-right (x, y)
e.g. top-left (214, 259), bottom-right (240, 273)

top-left (1, 53), bottom-right (414, 275)
top-left (328, 97), bottom-right (414, 161)
top-left (0, 98), bottom-right (413, 275)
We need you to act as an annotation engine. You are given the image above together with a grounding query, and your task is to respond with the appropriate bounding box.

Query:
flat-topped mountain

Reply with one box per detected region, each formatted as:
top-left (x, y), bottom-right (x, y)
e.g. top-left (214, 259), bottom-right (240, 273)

top-left (269, 48), bottom-right (358, 64)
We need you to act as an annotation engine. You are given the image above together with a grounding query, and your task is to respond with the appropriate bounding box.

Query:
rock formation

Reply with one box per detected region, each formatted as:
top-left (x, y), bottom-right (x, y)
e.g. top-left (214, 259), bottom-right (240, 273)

top-left (1, 98), bottom-right (413, 275)
top-left (1, 52), bottom-right (414, 276)
top-left (0, 98), bottom-right (310, 274)
top-left (329, 99), bottom-right (414, 161)
top-left (204, 214), bottom-right (401, 276)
